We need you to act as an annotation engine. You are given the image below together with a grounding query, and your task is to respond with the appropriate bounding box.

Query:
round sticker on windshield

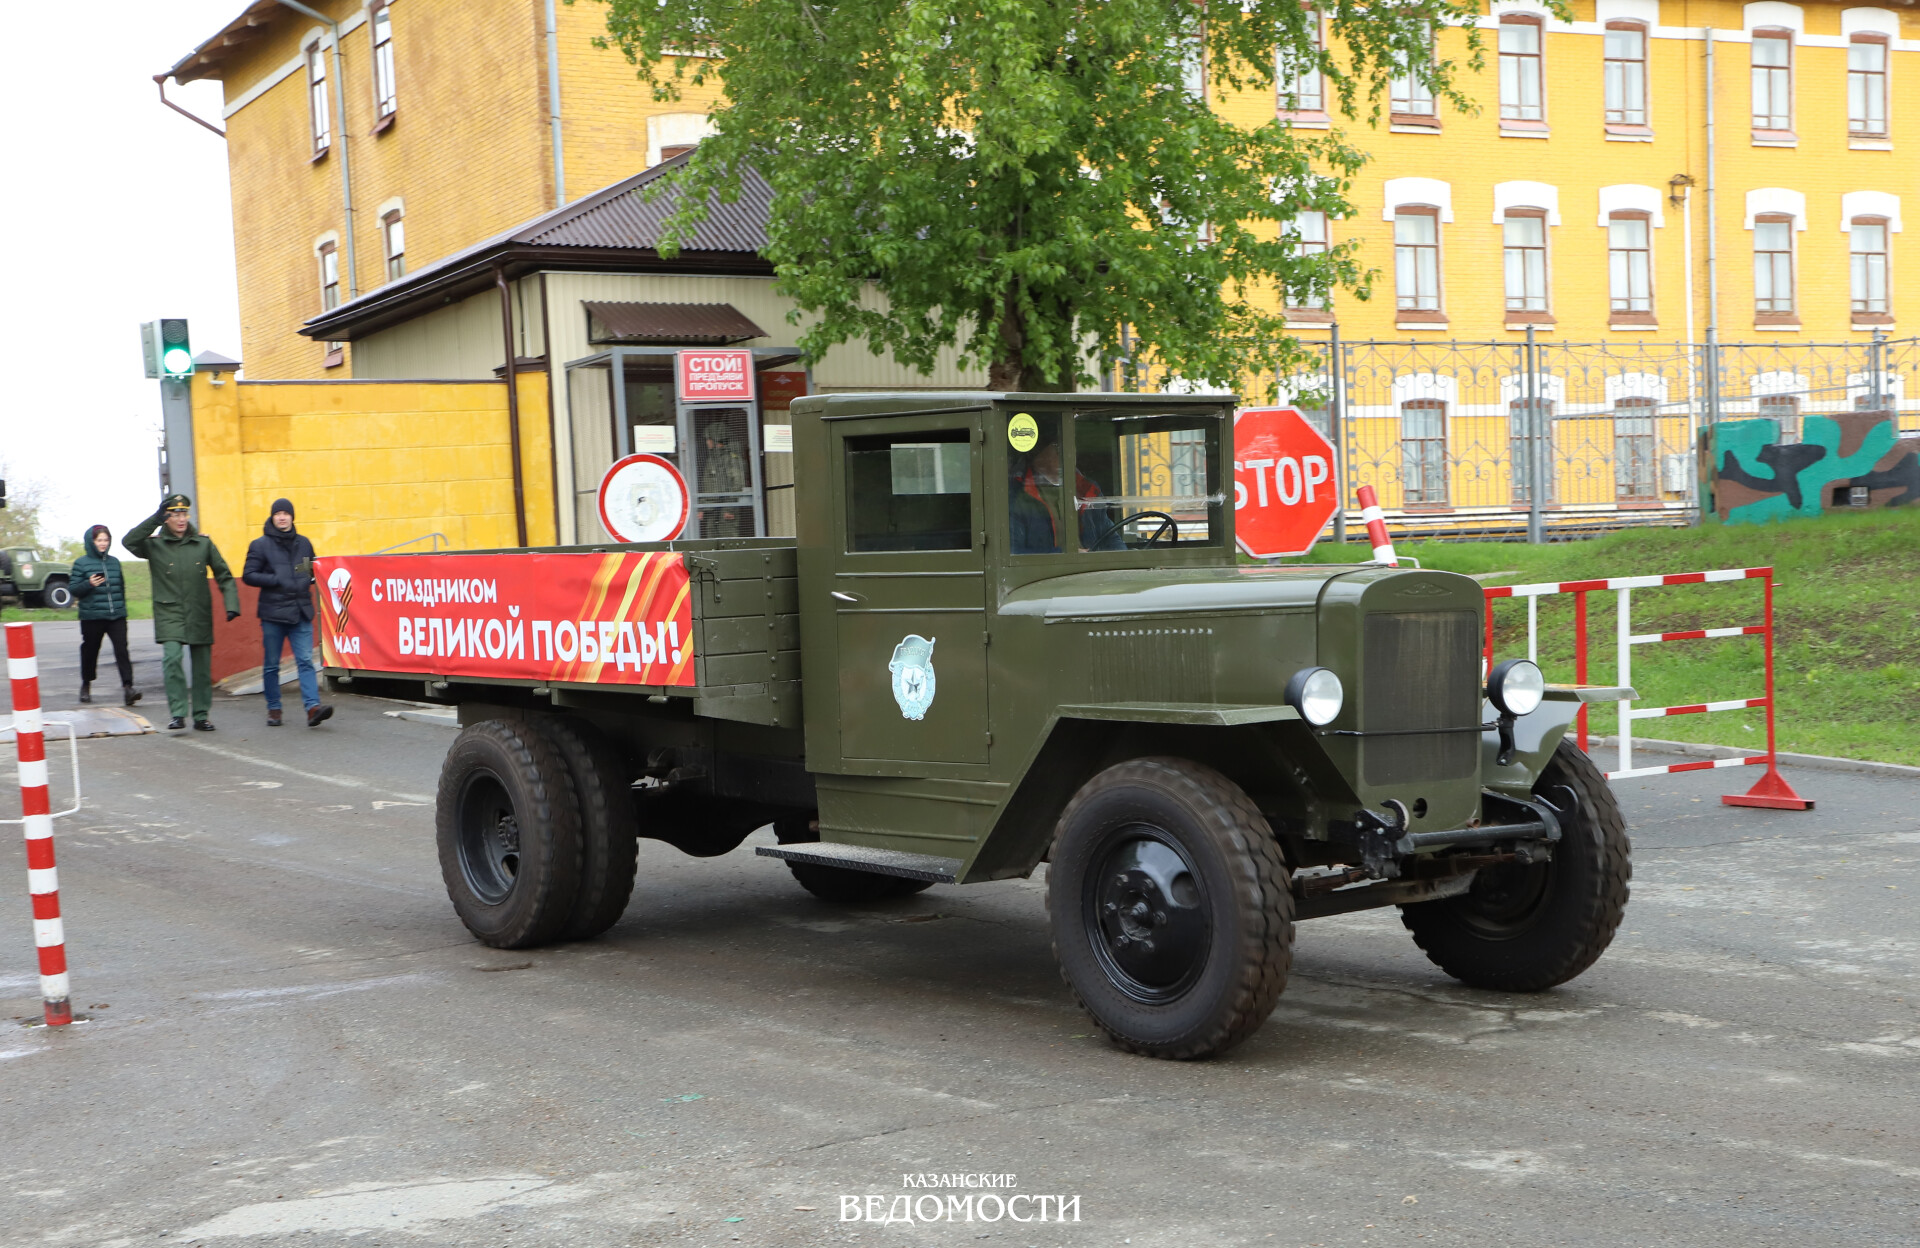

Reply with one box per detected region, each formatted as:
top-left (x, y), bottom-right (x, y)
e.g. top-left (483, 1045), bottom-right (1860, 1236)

top-left (1007, 413), bottom-right (1039, 453)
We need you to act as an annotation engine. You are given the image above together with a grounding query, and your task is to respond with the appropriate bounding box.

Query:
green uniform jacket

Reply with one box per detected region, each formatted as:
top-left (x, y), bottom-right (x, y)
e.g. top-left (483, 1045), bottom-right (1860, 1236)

top-left (123, 508), bottom-right (240, 645)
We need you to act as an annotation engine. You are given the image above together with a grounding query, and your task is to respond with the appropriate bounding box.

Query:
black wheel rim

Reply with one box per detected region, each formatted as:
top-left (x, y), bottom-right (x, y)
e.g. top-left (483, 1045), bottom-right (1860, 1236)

top-left (48, 586), bottom-right (72, 608)
top-left (1454, 860), bottom-right (1553, 938)
top-left (456, 770), bottom-right (521, 906)
top-left (1082, 824), bottom-right (1211, 1004)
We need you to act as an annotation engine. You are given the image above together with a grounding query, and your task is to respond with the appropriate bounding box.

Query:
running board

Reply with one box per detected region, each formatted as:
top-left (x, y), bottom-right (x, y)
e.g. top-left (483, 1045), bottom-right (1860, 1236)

top-left (756, 842), bottom-right (962, 884)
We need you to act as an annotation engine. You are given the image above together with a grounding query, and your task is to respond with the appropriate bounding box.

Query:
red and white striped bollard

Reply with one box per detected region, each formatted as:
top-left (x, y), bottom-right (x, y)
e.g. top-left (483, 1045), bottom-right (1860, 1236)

top-left (1355, 485), bottom-right (1398, 567)
top-left (6, 622), bottom-right (71, 1027)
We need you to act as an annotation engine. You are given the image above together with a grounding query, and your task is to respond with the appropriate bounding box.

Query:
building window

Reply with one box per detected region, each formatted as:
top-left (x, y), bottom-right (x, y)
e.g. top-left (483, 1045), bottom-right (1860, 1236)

top-left (1390, 31), bottom-right (1438, 125)
top-left (1751, 30), bottom-right (1792, 134)
top-left (1286, 211), bottom-right (1330, 313)
top-left (1607, 211), bottom-right (1654, 322)
top-left (318, 241), bottom-right (341, 311)
top-left (1400, 400), bottom-right (1448, 505)
top-left (1849, 35), bottom-right (1888, 137)
top-left (1851, 217), bottom-right (1891, 320)
top-left (382, 211), bottom-right (406, 282)
top-left (1278, 11), bottom-right (1325, 115)
top-left (1753, 214), bottom-right (1796, 321)
top-left (1498, 16), bottom-right (1545, 125)
top-left (1509, 397), bottom-right (1556, 504)
top-left (1757, 393), bottom-right (1800, 442)
top-left (1603, 22), bottom-right (1648, 127)
top-left (1503, 210), bottom-right (1549, 316)
top-left (1394, 208), bottom-right (1442, 316)
top-left (1613, 398), bottom-right (1658, 502)
top-left (371, 1), bottom-right (397, 123)
top-left (306, 40), bottom-right (332, 156)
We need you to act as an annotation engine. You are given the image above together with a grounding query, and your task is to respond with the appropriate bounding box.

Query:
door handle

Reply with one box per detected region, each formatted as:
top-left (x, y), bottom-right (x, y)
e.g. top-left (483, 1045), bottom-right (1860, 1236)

top-left (830, 590), bottom-right (864, 603)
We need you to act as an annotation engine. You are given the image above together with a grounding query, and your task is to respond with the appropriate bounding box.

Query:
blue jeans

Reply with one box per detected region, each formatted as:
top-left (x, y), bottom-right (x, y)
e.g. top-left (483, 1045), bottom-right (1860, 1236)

top-left (262, 618), bottom-right (319, 712)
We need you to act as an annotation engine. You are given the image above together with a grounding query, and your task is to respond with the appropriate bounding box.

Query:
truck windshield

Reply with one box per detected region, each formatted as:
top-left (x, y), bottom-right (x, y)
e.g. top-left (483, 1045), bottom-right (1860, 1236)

top-left (1068, 411), bottom-right (1224, 552)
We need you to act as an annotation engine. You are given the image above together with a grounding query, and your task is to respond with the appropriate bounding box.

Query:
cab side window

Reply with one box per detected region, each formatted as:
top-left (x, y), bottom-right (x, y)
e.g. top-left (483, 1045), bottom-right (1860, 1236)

top-left (845, 429), bottom-right (974, 552)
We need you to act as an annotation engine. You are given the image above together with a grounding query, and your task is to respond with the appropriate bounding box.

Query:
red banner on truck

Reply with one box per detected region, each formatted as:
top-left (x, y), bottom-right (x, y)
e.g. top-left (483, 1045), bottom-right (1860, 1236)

top-left (316, 551), bottom-right (695, 687)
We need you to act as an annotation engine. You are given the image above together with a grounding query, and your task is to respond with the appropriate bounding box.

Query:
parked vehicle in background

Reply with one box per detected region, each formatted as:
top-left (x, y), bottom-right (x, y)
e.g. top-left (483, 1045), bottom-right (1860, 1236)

top-left (0, 547), bottom-right (74, 608)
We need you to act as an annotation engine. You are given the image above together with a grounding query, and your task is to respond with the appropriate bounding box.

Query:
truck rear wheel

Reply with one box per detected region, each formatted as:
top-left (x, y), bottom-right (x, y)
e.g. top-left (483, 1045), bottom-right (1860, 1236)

top-left (774, 815), bottom-right (934, 903)
top-left (1047, 758), bottom-right (1293, 1060)
top-left (527, 715), bottom-right (640, 941)
top-left (1399, 739), bottom-right (1630, 991)
top-left (436, 719), bottom-right (584, 949)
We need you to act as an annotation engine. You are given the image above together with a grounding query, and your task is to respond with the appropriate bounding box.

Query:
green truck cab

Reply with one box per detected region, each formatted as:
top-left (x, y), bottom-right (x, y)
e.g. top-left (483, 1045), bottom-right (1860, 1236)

top-left (333, 392), bottom-right (1631, 1059)
top-left (0, 547), bottom-right (75, 609)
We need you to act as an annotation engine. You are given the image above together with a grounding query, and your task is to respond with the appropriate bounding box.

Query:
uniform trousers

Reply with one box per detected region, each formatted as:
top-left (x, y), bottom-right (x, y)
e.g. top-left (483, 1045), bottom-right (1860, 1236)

top-left (161, 641), bottom-right (213, 719)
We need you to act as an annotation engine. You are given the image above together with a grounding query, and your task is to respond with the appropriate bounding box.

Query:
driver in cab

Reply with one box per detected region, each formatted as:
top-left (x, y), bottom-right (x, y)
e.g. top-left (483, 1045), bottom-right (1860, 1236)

top-left (1009, 434), bottom-right (1126, 555)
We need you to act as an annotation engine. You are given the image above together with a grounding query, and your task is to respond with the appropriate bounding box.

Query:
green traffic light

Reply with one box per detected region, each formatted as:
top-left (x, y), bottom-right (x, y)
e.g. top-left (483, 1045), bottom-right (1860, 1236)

top-left (162, 347), bottom-right (193, 375)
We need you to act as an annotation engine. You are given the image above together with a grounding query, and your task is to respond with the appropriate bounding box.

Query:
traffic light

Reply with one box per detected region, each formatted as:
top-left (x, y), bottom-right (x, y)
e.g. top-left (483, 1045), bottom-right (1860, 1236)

top-left (140, 319), bottom-right (194, 380)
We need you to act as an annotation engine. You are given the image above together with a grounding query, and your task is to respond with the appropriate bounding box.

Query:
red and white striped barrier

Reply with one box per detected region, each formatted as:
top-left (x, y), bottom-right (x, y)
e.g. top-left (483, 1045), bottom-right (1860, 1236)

top-left (5, 623), bottom-right (76, 1026)
top-left (1355, 485), bottom-right (1398, 567)
top-left (1483, 567), bottom-right (1811, 809)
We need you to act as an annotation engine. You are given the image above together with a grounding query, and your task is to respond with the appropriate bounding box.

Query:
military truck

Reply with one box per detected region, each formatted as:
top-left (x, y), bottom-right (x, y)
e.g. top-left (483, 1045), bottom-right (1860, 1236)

top-left (0, 547), bottom-right (74, 608)
top-left (321, 392), bottom-right (1631, 1060)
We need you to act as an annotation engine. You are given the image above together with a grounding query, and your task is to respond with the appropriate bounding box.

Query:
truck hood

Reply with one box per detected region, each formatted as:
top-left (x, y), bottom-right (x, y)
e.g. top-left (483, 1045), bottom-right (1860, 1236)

top-left (997, 564), bottom-right (1417, 621)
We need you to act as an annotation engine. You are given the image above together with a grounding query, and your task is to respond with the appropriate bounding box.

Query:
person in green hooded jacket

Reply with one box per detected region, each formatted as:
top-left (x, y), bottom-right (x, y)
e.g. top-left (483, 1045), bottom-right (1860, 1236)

top-left (123, 494), bottom-right (240, 731)
top-left (69, 523), bottom-right (142, 707)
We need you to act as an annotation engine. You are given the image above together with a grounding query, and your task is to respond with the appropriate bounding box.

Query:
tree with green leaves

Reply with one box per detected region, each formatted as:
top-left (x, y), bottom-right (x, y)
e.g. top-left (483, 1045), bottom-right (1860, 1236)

top-left (601, 0), bottom-right (1482, 395)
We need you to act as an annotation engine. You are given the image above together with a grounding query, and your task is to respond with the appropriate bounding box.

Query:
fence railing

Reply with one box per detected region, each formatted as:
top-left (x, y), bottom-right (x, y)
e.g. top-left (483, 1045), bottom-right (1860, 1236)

top-left (1122, 329), bottom-right (1919, 541)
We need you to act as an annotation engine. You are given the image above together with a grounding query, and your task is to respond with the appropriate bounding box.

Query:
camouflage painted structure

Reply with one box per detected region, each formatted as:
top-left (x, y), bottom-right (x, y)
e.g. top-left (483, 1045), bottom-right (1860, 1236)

top-left (1704, 412), bottom-right (1920, 524)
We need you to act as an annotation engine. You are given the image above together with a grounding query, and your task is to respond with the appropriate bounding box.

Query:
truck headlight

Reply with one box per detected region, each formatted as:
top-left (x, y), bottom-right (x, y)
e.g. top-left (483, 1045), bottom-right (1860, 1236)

top-left (1285, 666), bottom-right (1344, 726)
top-left (1487, 658), bottom-right (1545, 717)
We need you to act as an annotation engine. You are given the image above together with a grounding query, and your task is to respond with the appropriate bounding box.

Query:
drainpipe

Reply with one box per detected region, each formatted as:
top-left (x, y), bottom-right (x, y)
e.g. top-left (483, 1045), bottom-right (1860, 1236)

top-left (277, 0), bottom-right (358, 298)
top-left (1703, 27), bottom-right (1717, 337)
top-left (545, 0), bottom-right (568, 206)
top-left (497, 265), bottom-right (530, 547)
top-left (153, 75), bottom-right (227, 137)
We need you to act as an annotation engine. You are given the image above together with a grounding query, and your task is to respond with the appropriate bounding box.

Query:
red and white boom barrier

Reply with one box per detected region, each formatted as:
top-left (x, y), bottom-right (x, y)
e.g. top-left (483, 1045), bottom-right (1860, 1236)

top-left (1354, 484), bottom-right (1398, 567)
top-left (1483, 567), bottom-right (1812, 809)
top-left (5, 623), bottom-right (81, 1026)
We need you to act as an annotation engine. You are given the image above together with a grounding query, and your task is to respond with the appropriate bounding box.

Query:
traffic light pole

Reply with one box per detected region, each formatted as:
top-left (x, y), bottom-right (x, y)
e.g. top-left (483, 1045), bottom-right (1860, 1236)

top-left (160, 379), bottom-right (196, 504)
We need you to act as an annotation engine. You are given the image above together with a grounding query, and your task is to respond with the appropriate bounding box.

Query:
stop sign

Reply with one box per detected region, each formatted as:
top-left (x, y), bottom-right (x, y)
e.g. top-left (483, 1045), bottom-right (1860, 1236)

top-left (1233, 407), bottom-right (1339, 558)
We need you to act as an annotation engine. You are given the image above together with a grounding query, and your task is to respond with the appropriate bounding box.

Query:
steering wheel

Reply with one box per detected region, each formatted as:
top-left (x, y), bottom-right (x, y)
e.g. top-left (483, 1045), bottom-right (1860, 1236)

top-left (1085, 510), bottom-right (1179, 549)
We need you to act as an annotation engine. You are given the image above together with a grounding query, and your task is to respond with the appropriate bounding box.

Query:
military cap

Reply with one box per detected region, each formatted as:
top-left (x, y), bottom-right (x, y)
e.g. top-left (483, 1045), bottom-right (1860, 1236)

top-left (163, 493), bottom-right (193, 512)
top-left (705, 421), bottom-right (733, 443)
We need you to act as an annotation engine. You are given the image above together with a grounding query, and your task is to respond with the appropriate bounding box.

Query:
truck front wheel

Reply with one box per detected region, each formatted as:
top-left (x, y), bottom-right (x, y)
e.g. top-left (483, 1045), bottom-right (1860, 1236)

top-left (41, 578), bottom-right (73, 610)
top-left (1399, 739), bottom-right (1630, 991)
top-left (1048, 758), bottom-right (1293, 1060)
top-left (436, 719), bottom-right (584, 949)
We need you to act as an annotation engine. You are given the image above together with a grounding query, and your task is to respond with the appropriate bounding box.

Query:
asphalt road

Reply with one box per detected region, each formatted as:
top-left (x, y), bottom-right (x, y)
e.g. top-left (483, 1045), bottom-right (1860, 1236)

top-left (1, 665), bottom-right (1916, 1246)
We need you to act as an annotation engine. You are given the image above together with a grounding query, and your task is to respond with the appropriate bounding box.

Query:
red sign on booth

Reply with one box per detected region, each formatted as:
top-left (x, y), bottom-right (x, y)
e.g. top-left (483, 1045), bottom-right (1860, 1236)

top-left (676, 350), bottom-right (756, 402)
top-left (1233, 406), bottom-right (1339, 559)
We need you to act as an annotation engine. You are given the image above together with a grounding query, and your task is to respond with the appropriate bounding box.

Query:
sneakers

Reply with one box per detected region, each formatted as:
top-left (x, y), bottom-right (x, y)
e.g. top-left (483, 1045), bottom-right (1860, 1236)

top-left (167, 716), bottom-right (185, 730)
top-left (123, 686), bottom-right (141, 706)
top-left (194, 720), bottom-right (216, 732)
top-left (79, 682), bottom-right (92, 704)
top-left (306, 703), bottom-right (335, 727)
top-left (267, 707), bottom-right (283, 727)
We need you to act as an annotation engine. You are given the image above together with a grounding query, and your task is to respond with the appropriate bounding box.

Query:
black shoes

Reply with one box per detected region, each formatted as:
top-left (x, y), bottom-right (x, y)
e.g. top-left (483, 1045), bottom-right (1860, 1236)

top-left (306, 703), bottom-right (335, 727)
top-left (123, 686), bottom-right (141, 706)
top-left (167, 717), bottom-right (185, 730)
top-left (79, 682), bottom-right (92, 704)
top-left (194, 720), bottom-right (216, 732)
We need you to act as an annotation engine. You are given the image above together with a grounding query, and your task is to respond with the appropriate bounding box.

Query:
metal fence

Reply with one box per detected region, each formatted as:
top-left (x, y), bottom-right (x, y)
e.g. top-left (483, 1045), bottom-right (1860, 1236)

top-left (1133, 329), bottom-right (1920, 542)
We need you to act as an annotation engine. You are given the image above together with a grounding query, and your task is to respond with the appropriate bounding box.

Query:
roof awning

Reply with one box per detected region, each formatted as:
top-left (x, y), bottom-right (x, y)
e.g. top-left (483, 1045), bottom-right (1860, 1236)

top-left (585, 301), bottom-right (768, 345)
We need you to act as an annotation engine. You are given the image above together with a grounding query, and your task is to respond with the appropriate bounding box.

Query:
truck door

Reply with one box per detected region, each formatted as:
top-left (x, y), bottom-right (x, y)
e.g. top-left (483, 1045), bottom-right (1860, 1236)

top-left (829, 415), bottom-right (991, 765)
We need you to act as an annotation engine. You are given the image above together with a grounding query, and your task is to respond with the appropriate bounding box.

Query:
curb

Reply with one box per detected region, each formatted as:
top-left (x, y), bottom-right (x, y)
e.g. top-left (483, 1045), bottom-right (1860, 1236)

top-left (1596, 734), bottom-right (1920, 780)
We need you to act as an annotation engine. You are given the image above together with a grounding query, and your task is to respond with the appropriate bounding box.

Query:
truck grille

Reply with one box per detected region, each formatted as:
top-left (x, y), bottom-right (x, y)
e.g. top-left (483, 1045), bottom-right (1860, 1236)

top-left (1361, 611), bottom-right (1481, 787)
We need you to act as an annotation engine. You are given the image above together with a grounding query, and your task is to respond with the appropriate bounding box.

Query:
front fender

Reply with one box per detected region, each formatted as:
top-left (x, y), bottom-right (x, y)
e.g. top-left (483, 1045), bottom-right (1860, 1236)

top-left (1483, 684), bottom-right (1634, 796)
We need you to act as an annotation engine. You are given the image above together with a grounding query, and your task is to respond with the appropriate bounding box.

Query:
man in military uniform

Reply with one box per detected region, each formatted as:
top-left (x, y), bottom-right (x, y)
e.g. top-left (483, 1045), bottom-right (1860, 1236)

top-left (700, 420), bottom-right (749, 536)
top-left (124, 495), bottom-right (241, 731)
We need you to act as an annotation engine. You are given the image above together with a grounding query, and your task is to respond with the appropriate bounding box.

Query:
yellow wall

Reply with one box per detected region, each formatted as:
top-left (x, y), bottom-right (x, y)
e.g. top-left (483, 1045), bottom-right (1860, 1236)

top-left (1211, 0), bottom-right (1919, 342)
top-left (189, 370), bottom-right (558, 560)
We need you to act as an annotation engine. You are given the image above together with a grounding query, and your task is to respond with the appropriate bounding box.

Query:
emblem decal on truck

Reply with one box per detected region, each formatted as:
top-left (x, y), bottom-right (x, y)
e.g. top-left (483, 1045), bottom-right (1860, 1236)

top-left (889, 634), bottom-right (937, 721)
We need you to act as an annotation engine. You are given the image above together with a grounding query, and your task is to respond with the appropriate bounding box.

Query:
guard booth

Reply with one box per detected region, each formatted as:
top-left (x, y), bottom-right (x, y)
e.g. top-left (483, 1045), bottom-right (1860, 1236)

top-left (564, 344), bottom-right (808, 542)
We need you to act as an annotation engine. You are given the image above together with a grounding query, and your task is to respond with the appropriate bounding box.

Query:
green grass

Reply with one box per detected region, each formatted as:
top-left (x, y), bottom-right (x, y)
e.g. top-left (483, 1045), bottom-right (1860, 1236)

top-left (1290, 507), bottom-right (1920, 766)
top-left (0, 562), bottom-right (153, 623)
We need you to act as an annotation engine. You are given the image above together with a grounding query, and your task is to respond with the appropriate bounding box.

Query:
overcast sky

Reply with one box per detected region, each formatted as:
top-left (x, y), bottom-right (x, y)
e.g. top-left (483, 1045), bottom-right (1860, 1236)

top-left (0, 2), bottom-right (243, 548)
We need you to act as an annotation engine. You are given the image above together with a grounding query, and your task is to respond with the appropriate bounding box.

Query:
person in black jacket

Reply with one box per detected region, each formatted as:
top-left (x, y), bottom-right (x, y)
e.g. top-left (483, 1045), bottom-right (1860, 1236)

top-left (70, 524), bottom-right (141, 706)
top-left (241, 499), bottom-right (333, 727)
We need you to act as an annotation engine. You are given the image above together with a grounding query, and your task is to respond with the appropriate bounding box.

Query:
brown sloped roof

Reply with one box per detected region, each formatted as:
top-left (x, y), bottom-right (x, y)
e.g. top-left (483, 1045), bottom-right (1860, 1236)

top-left (168, 1), bottom-right (282, 85)
top-left (584, 302), bottom-right (768, 344)
top-left (301, 154), bottom-right (776, 342)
